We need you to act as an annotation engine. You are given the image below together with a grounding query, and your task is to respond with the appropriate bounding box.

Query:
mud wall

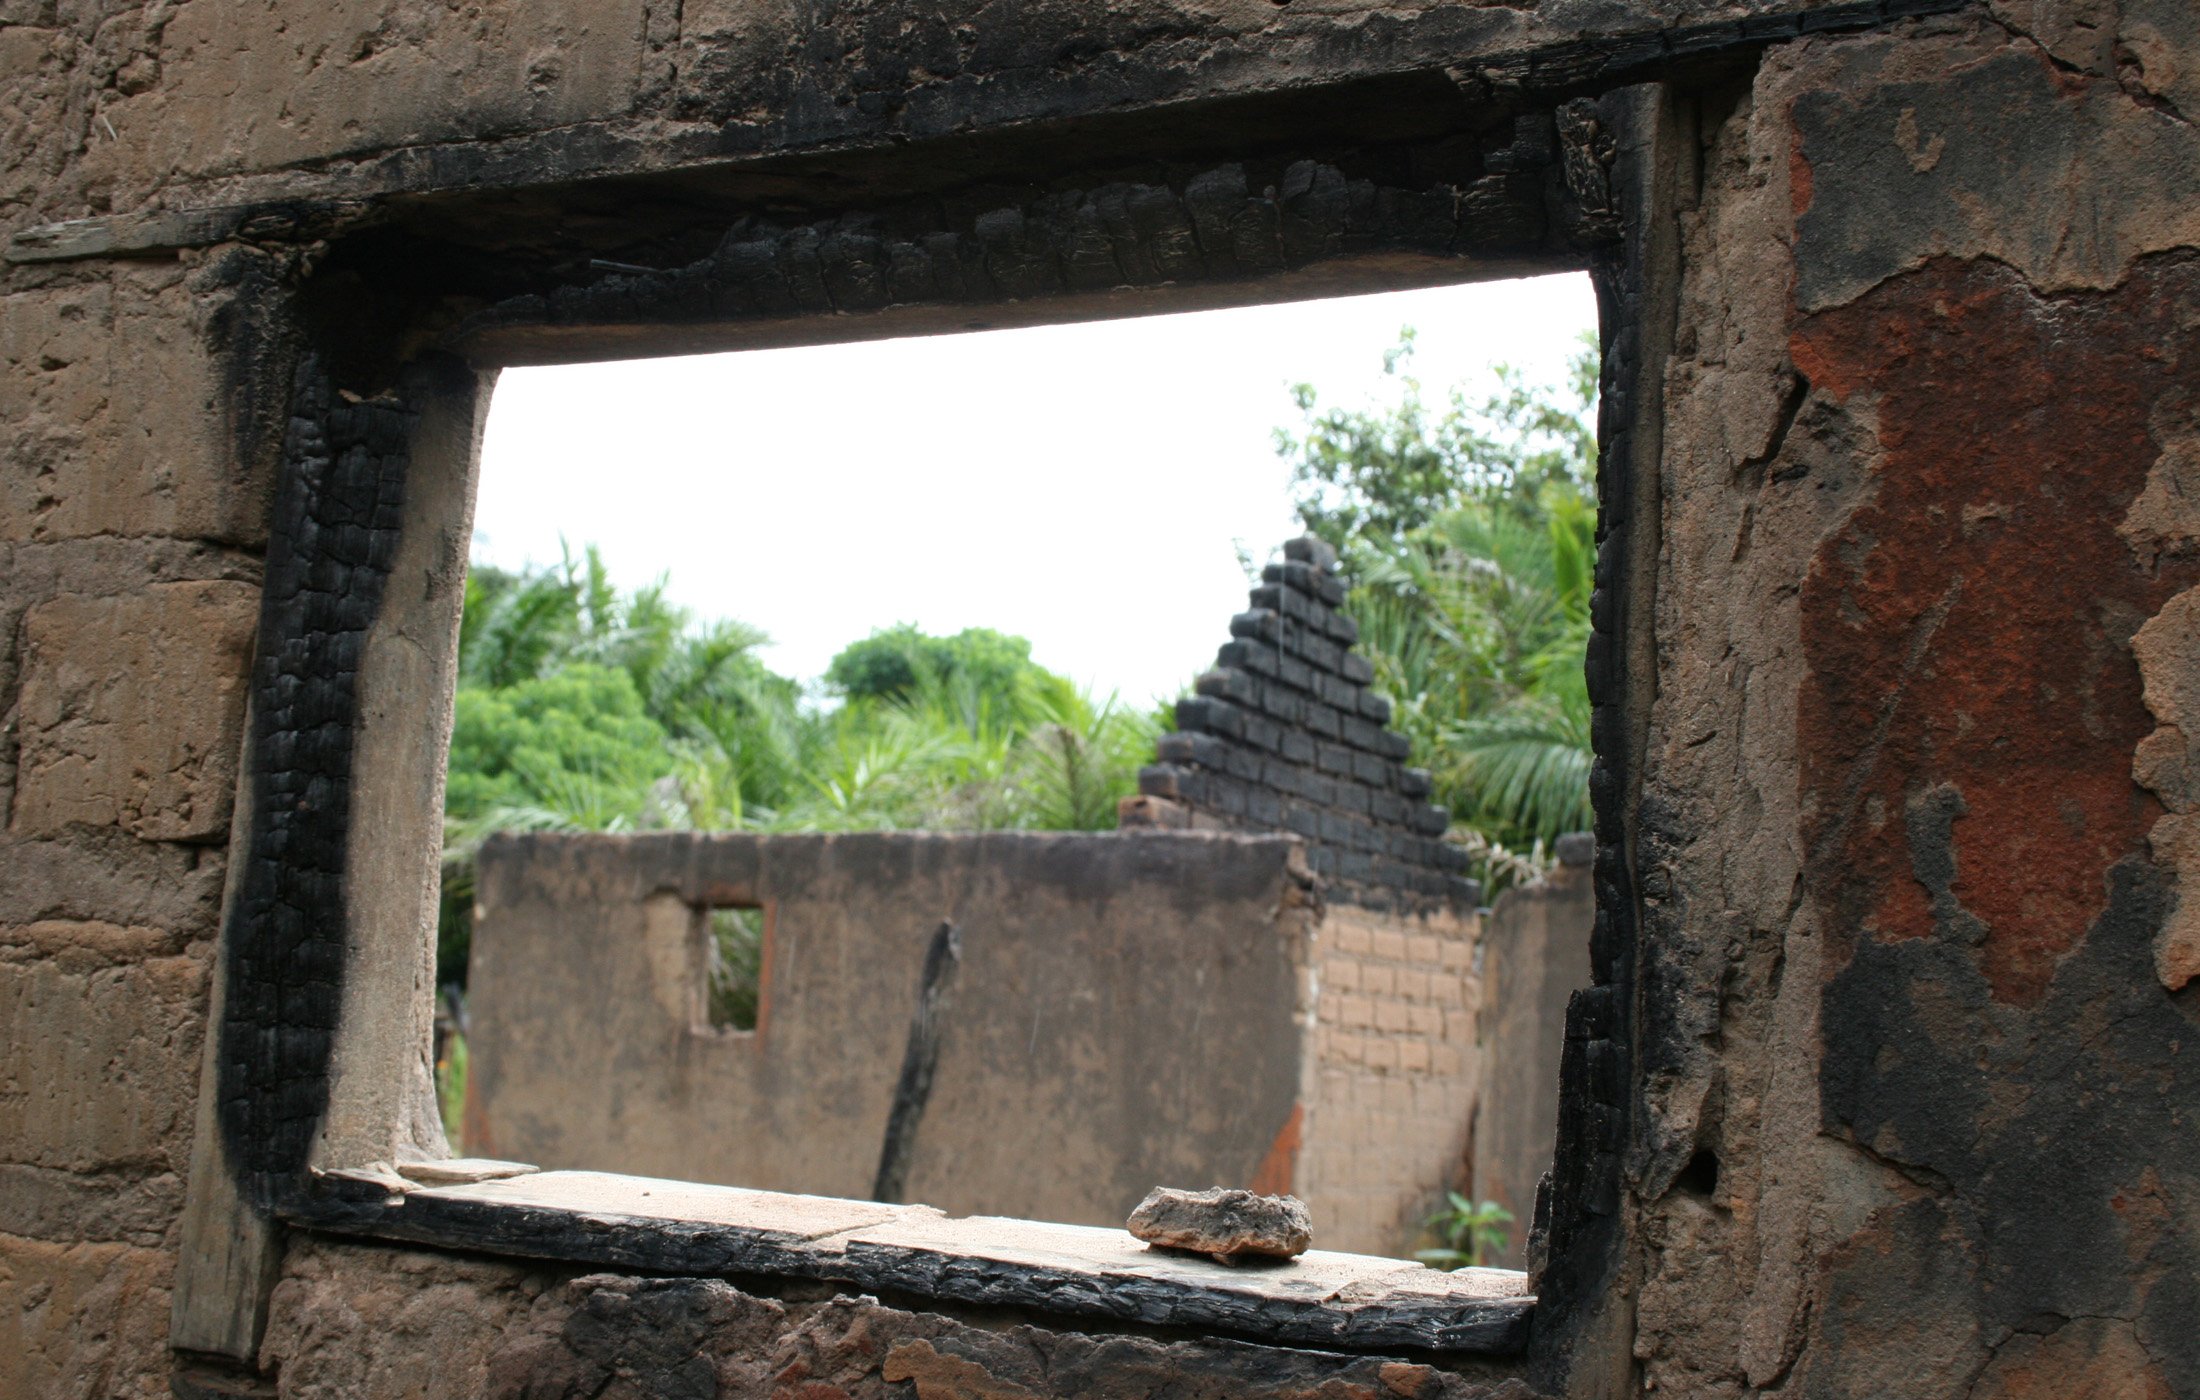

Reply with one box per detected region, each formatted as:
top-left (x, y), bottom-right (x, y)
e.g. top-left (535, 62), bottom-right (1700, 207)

top-left (467, 829), bottom-right (1490, 1260)
top-left (466, 830), bottom-right (1315, 1234)
top-left (1610, 12), bottom-right (2200, 1397)
top-left (1469, 845), bottom-right (1596, 1268)
top-left (1300, 899), bottom-right (1487, 1260)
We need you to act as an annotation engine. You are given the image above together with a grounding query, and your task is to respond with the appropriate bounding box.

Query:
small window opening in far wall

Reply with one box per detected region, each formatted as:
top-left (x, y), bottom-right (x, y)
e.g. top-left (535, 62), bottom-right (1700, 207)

top-left (705, 905), bottom-right (767, 1032)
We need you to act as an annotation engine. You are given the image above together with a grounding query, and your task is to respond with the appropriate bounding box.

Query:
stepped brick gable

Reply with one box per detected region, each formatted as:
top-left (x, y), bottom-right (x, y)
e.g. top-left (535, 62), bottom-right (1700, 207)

top-left (1131, 536), bottom-right (1477, 910)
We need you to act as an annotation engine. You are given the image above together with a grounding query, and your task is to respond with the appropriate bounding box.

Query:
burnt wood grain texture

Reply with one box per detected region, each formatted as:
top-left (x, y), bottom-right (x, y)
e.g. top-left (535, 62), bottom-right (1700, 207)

top-left (873, 921), bottom-right (962, 1204)
top-left (1525, 82), bottom-right (1684, 1393)
top-left (454, 153), bottom-right (1571, 351)
top-left (284, 1173), bottom-right (1536, 1356)
top-left (218, 356), bottom-right (416, 1210)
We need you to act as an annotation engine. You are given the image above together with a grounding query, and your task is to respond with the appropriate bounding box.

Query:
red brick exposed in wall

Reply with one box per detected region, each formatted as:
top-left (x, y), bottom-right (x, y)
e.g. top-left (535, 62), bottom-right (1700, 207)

top-left (1794, 254), bottom-right (2200, 1004)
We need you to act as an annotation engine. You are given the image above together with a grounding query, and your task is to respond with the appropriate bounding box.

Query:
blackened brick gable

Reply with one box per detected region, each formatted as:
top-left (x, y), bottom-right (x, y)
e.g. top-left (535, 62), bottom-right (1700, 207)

top-left (1131, 536), bottom-right (1478, 911)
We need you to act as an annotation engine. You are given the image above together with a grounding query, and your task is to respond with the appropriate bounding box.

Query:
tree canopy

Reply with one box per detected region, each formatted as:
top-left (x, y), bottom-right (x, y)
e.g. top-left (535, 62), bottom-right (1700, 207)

top-left (1276, 330), bottom-right (1599, 886)
top-left (436, 546), bottom-right (1159, 985)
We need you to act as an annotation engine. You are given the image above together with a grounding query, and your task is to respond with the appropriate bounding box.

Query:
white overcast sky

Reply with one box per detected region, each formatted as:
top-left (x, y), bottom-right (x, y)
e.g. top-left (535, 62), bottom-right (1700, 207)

top-left (473, 271), bottom-right (1597, 706)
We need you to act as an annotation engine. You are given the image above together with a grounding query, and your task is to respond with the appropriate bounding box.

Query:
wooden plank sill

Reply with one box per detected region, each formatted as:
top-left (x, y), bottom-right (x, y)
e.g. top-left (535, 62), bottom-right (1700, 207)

top-left (286, 1166), bottom-right (1534, 1355)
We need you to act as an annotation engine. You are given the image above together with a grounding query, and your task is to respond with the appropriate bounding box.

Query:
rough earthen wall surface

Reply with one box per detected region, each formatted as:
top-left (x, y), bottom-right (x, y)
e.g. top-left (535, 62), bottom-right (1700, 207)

top-left (256, 1238), bottom-right (1538, 1400)
top-left (1624, 10), bottom-right (2200, 1397)
top-left (464, 830), bottom-right (1317, 1236)
top-left (1469, 852), bottom-right (1595, 1268)
top-left (2, 2), bottom-right (2195, 1398)
top-left (1, 243), bottom-right (268, 1400)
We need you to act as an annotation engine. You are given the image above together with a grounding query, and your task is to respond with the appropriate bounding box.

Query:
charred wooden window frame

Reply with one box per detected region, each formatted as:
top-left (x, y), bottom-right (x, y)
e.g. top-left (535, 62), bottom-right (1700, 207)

top-left (151, 4), bottom-right (1955, 1387)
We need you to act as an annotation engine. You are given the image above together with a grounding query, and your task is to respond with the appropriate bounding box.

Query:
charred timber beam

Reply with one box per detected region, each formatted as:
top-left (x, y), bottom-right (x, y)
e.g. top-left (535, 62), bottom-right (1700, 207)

top-left (6, 0), bottom-right (1966, 268)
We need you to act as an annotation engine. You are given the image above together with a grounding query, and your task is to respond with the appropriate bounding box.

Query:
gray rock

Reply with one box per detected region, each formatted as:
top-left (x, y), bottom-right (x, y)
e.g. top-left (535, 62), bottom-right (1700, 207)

top-left (1126, 1187), bottom-right (1314, 1263)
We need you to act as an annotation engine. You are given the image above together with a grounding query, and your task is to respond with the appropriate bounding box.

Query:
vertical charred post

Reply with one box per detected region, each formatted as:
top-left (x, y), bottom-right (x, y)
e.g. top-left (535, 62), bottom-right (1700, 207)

top-left (218, 355), bottom-right (416, 1207)
top-left (874, 920), bottom-right (963, 1204)
top-left (1529, 82), bottom-right (1682, 1390)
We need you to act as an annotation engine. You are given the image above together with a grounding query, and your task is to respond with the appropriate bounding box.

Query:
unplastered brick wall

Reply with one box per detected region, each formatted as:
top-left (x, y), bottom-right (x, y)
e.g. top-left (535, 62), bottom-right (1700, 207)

top-left (1296, 902), bottom-right (1481, 1256)
top-left (1128, 536), bottom-right (1477, 912)
top-left (1122, 535), bottom-right (1487, 1254)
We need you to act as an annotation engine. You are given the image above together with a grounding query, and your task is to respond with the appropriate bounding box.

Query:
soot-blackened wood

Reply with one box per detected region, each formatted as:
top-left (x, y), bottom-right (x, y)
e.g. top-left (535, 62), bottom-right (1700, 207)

top-left (285, 1176), bottom-right (1534, 1356)
top-left (873, 921), bottom-right (961, 1204)
top-left (460, 154), bottom-right (1578, 348)
top-left (218, 356), bottom-right (415, 1209)
top-left (1458, 0), bottom-right (1966, 98)
top-left (1527, 82), bottom-right (1681, 1390)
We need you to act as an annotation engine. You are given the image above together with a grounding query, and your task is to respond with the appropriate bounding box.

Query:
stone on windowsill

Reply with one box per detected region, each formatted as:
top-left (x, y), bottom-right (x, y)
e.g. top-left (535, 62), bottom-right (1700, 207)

top-left (1127, 1186), bottom-right (1314, 1263)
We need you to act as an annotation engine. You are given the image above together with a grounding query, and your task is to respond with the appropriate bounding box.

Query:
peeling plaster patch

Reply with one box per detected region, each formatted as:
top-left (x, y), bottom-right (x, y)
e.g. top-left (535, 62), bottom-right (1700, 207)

top-left (2132, 587), bottom-right (2200, 989)
top-left (1893, 107), bottom-right (1945, 172)
top-left (1795, 255), bottom-right (2200, 1005)
top-left (2120, 396), bottom-right (2200, 568)
top-left (1787, 32), bottom-right (2200, 312)
top-left (1968, 1314), bottom-right (2175, 1400)
top-left (1800, 251), bottom-right (2200, 1397)
top-left (10, 582), bottom-right (259, 843)
top-left (885, 1339), bottom-right (1046, 1400)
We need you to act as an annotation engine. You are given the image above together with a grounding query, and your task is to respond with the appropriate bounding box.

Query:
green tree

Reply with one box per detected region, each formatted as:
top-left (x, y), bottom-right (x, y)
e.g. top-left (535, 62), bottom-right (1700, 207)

top-left (1276, 332), bottom-right (1600, 888)
top-left (1279, 330), bottom-right (1598, 565)
top-left (825, 625), bottom-right (1045, 713)
top-left (438, 567), bottom-right (1167, 983)
top-left (444, 663), bottom-right (673, 832)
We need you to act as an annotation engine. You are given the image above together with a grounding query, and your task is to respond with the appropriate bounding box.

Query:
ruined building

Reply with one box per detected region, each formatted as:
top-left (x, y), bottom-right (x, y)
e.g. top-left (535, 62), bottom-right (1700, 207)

top-left (461, 540), bottom-right (1584, 1260)
top-left (3, 1), bottom-right (2196, 1397)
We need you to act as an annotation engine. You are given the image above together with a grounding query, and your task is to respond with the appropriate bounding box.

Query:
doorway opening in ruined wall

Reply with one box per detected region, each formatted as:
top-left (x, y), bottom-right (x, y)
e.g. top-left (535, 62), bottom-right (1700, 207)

top-left (437, 273), bottom-right (1600, 1267)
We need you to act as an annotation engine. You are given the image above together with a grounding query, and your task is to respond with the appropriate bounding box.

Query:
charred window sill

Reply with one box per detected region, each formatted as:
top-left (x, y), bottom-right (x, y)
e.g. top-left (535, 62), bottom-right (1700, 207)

top-left (287, 1166), bottom-right (1534, 1355)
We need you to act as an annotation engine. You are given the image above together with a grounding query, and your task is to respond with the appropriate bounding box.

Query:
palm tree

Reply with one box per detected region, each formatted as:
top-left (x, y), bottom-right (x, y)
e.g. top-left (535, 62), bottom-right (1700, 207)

top-left (1345, 486), bottom-right (1595, 878)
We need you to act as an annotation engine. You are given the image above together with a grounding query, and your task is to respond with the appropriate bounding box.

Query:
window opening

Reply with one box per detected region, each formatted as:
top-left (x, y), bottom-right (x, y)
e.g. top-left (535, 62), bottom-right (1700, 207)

top-left (705, 905), bottom-right (767, 1032)
top-left (436, 274), bottom-right (1598, 1283)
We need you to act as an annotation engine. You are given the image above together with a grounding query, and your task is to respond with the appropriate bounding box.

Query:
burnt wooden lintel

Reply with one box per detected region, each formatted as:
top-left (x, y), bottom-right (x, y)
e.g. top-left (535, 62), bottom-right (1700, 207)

top-left (5, 0), bottom-right (1966, 269)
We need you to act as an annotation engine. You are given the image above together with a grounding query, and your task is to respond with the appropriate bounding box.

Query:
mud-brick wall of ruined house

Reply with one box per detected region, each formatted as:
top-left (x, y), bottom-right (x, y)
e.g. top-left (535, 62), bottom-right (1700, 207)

top-left (1620, 11), bottom-right (2200, 1400)
top-left (1126, 535), bottom-right (1494, 1256)
top-left (6, 1), bottom-right (2200, 1397)
top-left (1, 258), bottom-right (273, 1396)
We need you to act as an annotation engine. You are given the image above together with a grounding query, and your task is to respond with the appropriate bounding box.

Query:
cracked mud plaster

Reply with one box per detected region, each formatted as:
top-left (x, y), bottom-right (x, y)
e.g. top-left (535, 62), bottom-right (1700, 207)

top-left (2128, 401), bottom-right (2200, 990)
top-left (1790, 162), bottom-right (2200, 1400)
top-left (0, 266), bottom-right (273, 547)
top-left (0, 1233), bottom-right (174, 1400)
top-left (2135, 601), bottom-right (2200, 989)
top-left (1792, 251), bottom-right (2200, 1008)
top-left (1627, 67), bottom-right (1890, 1397)
top-left (1628, 20), bottom-right (2200, 1398)
top-left (1781, 14), bottom-right (2200, 313)
top-left (10, 582), bottom-right (259, 843)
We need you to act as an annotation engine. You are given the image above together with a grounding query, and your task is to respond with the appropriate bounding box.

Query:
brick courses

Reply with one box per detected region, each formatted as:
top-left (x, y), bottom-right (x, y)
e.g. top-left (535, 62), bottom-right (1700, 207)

top-left (1133, 537), bottom-right (1477, 911)
top-left (1298, 905), bottom-right (1480, 1256)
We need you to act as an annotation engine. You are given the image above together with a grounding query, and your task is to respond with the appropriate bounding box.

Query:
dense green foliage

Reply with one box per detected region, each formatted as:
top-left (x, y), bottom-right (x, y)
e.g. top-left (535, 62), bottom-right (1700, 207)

top-left (437, 545), bottom-right (1159, 985)
top-left (439, 327), bottom-right (1598, 985)
top-left (1277, 332), bottom-right (1599, 889)
top-left (824, 624), bottom-right (1041, 706)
